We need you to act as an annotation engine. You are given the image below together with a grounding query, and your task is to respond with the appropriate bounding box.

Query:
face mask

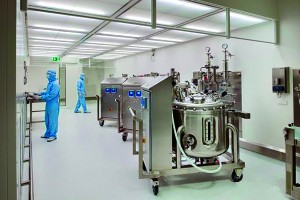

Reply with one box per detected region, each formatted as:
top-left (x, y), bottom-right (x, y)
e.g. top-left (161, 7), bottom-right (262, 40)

top-left (47, 74), bottom-right (50, 79)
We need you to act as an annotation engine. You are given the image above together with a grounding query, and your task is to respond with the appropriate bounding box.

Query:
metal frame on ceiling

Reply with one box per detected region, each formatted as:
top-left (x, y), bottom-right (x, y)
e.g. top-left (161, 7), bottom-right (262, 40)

top-left (26, 0), bottom-right (278, 59)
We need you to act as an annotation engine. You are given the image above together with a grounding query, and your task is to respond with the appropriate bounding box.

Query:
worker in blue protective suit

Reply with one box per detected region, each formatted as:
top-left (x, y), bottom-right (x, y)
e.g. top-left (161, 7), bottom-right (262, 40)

top-left (74, 73), bottom-right (90, 113)
top-left (35, 69), bottom-right (60, 142)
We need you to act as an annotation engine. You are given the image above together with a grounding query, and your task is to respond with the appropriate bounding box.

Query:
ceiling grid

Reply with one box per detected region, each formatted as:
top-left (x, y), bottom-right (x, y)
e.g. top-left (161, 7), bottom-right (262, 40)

top-left (26, 0), bottom-right (273, 60)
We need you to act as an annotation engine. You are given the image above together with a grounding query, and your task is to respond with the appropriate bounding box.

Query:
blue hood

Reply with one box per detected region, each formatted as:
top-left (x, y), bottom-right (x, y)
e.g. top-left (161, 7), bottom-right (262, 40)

top-left (47, 69), bottom-right (57, 82)
top-left (80, 73), bottom-right (85, 81)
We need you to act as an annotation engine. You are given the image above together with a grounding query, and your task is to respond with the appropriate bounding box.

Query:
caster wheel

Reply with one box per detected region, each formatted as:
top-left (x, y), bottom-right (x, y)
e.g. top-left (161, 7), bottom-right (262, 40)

top-left (231, 170), bottom-right (243, 182)
top-left (122, 133), bottom-right (128, 142)
top-left (152, 178), bottom-right (159, 196)
top-left (99, 120), bottom-right (104, 127)
top-left (152, 185), bottom-right (159, 196)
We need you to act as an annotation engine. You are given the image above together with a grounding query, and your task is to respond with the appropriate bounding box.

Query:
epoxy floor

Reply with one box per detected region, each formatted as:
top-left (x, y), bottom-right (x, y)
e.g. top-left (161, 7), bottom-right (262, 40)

top-left (31, 105), bottom-right (292, 200)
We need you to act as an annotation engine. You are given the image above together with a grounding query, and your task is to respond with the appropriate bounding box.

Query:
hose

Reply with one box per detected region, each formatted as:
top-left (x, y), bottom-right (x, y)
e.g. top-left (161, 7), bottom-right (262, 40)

top-left (172, 113), bottom-right (222, 174)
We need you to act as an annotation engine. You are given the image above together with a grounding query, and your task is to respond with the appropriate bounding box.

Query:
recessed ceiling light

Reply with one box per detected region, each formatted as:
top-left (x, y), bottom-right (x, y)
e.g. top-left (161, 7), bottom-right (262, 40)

top-left (30, 44), bottom-right (70, 48)
top-left (100, 31), bottom-right (141, 38)
top-left (111, 51), bottom-right (136, 55)
top-left (30, 51), bottom-right (60, 53)
top-left (82, 43), bottom-right (117, 48)
top-left (86, 41), bottom-right (122, 46)
top-left (94, 35), bottom-right (135, 41)
top-left (129, 44), bottom-right (159, 49)
top-left (29, 39), bottom-right (74, 44)
top-left (184, 25), bottom-right (222, 33)
top-left (122, 15), bottom-right (174, 26)
top-left (30, 46), bottom-right (68, 49)
top-left (230, 12), bottom-right (266, 23)
top-left (35, 2), bottom-right (106, 15)
top-left (114, 50), bottom-right (141, 53)
top-left (151, 36), bottom-right (184, 42)
top-left (75, 47), bottom-right (106, 51)
top-left (69, 51), bottom-right (97, 55)
top-left (144, 39), bottom-right (176, 45)
top-left (123, 46), bottom-right (150, 50)
top-left (29, 28), bottom-right (85, 35)
top-left (29, 37), bottom-right (76, 42)
top-left (65, 54), bottom-right (89, 58)
top-left (32, 24), bottom-right (87, 32)
top-left (159, 0), bottom-right (213, 10)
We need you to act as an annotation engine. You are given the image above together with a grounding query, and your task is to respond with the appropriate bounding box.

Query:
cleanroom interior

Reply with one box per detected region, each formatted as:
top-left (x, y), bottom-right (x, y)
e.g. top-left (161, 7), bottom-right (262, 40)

top-left (2, 0), bottom-right (300, 200)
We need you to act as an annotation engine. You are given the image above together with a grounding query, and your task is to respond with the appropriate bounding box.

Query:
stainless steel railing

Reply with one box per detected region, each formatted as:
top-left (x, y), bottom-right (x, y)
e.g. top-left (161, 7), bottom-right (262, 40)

top-left (21, 96), bottom-right (35, 200)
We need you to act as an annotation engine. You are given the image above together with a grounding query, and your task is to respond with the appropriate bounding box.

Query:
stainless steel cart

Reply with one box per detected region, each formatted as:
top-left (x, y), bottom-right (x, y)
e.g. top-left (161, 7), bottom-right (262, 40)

top-left (119, 76), bottom-right (157, 141)
top-left (96, 77), bottom-right (127, 130)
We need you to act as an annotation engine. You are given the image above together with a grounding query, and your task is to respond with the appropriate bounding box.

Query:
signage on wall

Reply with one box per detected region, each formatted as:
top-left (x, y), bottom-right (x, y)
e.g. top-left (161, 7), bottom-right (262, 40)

top-left (52, 56), bottom-right (61, 62)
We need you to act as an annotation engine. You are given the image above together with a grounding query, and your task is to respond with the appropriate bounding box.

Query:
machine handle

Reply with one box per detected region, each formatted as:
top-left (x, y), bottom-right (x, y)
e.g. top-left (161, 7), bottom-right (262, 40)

top-left (115, 99), bottom-right (122, 133)
top-left (128, 106), bottom-right (136, 117)
top-left (227, 110), bottom-right (251, 119)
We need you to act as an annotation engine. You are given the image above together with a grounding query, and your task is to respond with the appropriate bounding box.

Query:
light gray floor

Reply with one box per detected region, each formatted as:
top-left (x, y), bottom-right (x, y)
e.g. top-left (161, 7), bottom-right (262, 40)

top-left (31, 106), bottom-right (293, 200)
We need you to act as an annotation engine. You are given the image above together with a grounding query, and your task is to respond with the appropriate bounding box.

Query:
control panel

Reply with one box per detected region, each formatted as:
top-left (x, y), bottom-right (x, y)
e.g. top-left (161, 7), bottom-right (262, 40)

top-left (105, 88), bottom-right (111, 94)
top-left (128, 90), bottom-right (142, 98)
top-left (111, 87), bottom-right (117, 94)
top-left (136, 90), bottom-right (142, 97)
top-left (105, 87), bottom-right (117, 94)
top-left (272, 67), bottom-right (290, 94)
top-left (128, 90), bottom-right (135, 97)
top-left (141, 97), bottom-right (147, 109)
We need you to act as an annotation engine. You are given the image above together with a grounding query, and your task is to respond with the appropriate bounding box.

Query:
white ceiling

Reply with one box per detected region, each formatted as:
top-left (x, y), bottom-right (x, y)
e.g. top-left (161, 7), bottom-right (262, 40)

top-left (27, 0), bottom-right (271, 60)
top-left (29, 0), bottom-right (130, 16)
top-left (133, 0), bottom-right (218, 20)
top-left (98, 22), bottom-right (163, 37)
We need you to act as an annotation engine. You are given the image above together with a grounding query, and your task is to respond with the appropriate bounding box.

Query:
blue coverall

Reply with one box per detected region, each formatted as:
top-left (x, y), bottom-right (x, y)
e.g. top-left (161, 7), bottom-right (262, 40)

top-left (41, 69), bottom-right (60, 139)
top-left (74, 73), bottom-right (88, 113)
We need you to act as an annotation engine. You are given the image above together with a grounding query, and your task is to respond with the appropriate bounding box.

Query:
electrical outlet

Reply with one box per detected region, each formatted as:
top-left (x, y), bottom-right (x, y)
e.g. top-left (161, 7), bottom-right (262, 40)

top-left (279, 100), bottom-right (288, 105)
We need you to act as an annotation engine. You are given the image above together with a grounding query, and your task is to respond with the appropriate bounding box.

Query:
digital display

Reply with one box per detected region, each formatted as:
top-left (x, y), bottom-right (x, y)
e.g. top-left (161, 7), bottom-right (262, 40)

top-left (141, 97), bottom-right (147, 109)
top-left (105, 88), bottom-right (111, 94)
top-left (111, 88), bottom-right (117, 94)
top-left (128, 90), bottom-right (135, 97)
top-left (135, 90), bottom-right (142, 97)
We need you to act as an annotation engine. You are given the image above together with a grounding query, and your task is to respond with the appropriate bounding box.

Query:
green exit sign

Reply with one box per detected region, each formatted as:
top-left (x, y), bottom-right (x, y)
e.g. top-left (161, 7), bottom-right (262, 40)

top-left (52, 56), bottom-right (61, 62)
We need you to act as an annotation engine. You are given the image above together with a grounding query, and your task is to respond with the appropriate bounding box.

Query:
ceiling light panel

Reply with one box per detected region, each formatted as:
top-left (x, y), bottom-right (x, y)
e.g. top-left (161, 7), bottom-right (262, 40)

top-left (99, 22), bottom-right (163, 37)
top-left (186, 11), bottom-right (269, 32)
top-left (123, 46), bottom-right (151, 51)
top-left (78, 43), bottom-right (117, 49)
top-left (28, 11), bottom-right (101, 33)
top-left (122, 0), bottom-right (217, 24)
top-left (74, 47), bottom-right (106, 52)
top-left (114, 49), bottom-right (143, 53)
top-left (85, 35), bottom-right (135, 46)
top-left (151, 30), bottom-right (206, 42)
top-left (28, 28), bottom-right (58, 40)
top-left (30, 0), bottom-right (129, 16)
top-left (30, 44), bottom-right (71, 48)
top-left (94, 54), bottom-right (127, 60)
top-left (68, 51), bottom-right (98, 55)
top-left (28, 28), bottom-right (85, 41)
top-left (183, 21), bottom-right (225, 33)
top-left (119, 8), bottom-right (189, 26)
top-left (30, 46), bottom-right (68, 50)
top-left (29, 37), bottom-right (76, 42)
top-left (64, 54), bottom-right (90, 58)
top-left (131, 40), bottom-right (175, 49)
top-left (28, 40), bottom-right (74, 50)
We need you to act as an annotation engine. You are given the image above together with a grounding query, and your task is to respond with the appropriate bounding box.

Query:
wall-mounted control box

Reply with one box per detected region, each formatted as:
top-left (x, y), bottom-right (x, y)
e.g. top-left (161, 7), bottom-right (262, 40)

top-left (272, 67), bottom-right (290, 93)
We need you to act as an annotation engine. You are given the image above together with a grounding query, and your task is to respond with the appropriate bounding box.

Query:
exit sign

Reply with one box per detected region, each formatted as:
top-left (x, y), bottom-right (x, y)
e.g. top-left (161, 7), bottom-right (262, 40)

top-left (52, 56), bottom-right (61, 62)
